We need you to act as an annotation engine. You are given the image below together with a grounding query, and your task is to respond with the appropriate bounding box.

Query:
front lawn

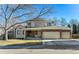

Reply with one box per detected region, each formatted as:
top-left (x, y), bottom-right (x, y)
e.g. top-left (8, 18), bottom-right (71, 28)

top-left (0, 39), bottom-right (42, 46)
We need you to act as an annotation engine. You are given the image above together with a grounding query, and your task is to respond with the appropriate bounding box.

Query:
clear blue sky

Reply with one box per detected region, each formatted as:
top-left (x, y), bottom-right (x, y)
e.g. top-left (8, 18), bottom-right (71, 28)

top-left (1, 4), bottom-right (79, 24)
top-left (52, 4), bottom-right (79, 22)
top-left (36, 4), bottom-right (79, 22)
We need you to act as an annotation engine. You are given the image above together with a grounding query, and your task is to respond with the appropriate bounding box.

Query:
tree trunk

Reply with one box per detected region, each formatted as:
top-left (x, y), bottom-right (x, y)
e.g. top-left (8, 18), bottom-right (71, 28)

top-left (5, 30), bottom-right (8, 40)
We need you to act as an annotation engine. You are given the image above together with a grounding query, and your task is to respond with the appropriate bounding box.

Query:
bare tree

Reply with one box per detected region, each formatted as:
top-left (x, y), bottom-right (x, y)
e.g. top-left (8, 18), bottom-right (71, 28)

top-left (60, 18), bottom-right (68, 27)
top-left (0, 4), bottom-right (53, 40)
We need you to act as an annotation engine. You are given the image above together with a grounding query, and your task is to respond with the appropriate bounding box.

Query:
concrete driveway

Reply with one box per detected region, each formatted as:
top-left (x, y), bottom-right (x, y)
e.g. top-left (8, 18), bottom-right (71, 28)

top-left (42, 39), bottom-right (79, 45)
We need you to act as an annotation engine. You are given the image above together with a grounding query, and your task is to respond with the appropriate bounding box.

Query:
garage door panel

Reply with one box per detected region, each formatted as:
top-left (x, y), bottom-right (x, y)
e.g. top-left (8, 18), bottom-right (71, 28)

top-left (62, 32), bottom-right (70, 39)
top-left (43, 32), bottom-right (60, 38)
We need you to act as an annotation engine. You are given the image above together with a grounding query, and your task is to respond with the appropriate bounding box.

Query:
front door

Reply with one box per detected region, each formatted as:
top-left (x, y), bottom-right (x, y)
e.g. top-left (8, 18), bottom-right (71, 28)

top-left (16, 28), bottom-right (24, 38)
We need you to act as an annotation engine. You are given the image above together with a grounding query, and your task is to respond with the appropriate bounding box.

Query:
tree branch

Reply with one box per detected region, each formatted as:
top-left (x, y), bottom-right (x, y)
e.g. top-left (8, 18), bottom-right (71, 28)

top-left (5, 4), bottom-right (9, 16)
top-left (12, 12), bottom-right (33, 19)
top-left (7, 4), bottom-right (20, 20)
top-left (6, 6), bottom-right (53, 30)
top-left (0, 5), bottom-right (7, 20)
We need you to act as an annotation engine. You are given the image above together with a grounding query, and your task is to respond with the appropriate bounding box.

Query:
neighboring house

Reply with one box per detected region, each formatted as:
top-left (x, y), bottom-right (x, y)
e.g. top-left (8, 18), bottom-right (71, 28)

top-left (0, 19), bottom-right (72, 39)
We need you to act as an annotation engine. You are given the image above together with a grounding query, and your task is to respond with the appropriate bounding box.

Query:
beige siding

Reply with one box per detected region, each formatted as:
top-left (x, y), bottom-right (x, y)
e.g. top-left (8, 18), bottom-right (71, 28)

top-left (42, 32), bottom-right (60, 38)
top-left (28, 20), bottom-right (48, 27)
top-left (62, 32), bottom-right (70, 39)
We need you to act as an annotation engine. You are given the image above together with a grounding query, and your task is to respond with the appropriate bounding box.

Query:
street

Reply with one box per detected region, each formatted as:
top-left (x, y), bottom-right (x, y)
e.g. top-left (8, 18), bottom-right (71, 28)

top-left (0, 39), bottom-right (79, 54)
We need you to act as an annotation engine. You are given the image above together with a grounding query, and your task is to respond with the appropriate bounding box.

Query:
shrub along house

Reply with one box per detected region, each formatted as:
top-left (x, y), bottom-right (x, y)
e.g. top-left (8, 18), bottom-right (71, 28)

top-left (2, 18), bottom-right (71, 39)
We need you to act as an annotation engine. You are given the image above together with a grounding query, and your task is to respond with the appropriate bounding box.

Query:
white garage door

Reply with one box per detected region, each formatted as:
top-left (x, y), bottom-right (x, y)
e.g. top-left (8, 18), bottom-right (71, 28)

top-left (62, 32), bottom-right (70, 39)
top-left (42, 32), bottom-right (60, 39)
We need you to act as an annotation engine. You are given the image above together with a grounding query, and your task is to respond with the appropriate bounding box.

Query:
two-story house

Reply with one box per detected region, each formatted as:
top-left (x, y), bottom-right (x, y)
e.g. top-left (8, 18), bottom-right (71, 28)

top-left (22, 19), bottom-right (71, 39)
top-left (0, 18), bottom-right (72, 39)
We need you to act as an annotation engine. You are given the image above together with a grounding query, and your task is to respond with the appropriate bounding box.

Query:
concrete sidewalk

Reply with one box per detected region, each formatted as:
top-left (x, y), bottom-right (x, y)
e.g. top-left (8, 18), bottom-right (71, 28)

top-left (0, 49), bottom-right (79, 54)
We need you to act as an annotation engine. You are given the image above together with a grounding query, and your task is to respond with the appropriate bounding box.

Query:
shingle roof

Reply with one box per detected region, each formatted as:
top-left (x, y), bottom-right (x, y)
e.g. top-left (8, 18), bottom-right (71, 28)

top-left (28, 18), bottom-right (48, 22)
top-left (23, 26), bottom-right (71, 31)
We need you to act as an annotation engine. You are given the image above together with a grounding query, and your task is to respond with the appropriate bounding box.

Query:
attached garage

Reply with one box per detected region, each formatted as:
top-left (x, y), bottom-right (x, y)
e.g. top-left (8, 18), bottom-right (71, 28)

top-left (23, 26), bottom-right (71, 39)
top-left (42, 30), bottom-right (71, 39)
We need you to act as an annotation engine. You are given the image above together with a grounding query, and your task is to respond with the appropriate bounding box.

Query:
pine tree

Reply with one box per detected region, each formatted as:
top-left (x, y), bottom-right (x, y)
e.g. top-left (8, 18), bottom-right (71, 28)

top-left (77, 23), bottom-right (79, 34)
top-left (73, 24), bottom-right (77, 34)
top-left (67, 24), bottom-right (71, 28)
